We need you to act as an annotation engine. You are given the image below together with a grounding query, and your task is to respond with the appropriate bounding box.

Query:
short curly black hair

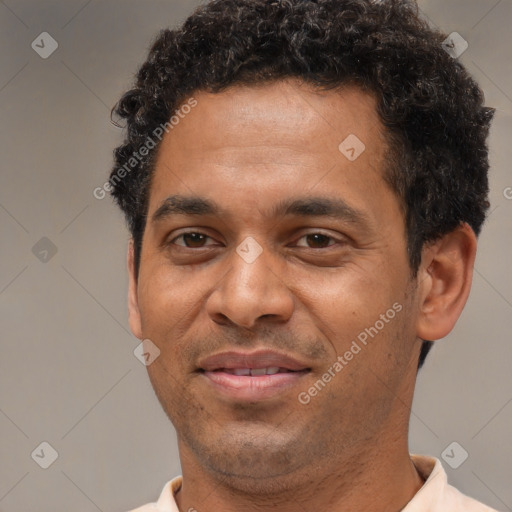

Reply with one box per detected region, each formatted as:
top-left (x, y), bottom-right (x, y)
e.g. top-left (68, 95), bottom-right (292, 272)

top-left (109, 0), bottom-right (494, 369)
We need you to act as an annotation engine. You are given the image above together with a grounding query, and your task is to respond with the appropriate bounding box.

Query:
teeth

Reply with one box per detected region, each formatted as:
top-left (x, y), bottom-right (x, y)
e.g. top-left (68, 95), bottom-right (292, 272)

top-left (233, 368), bottom-right (251, 376)
top-left (221, 367), bottom-right (288, 376)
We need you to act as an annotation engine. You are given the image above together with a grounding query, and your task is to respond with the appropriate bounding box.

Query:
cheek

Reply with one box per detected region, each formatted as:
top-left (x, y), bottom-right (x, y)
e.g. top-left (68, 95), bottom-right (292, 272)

top-left (294, 265), bottom-right (400, 334)
top-left (137, 264), bottom-right (200, 336)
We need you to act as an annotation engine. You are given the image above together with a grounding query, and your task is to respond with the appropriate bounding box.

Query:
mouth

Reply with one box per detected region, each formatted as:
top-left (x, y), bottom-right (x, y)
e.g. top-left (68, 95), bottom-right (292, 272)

top-left (207, 367), bottom-right (304, 376)
top-left (197, 350), bottom-right (311, 401)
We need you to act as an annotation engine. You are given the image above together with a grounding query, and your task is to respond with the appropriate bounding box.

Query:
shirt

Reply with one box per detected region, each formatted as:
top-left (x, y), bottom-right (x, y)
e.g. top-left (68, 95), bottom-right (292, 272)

top-left (128, 454), bottom-right (498, 511)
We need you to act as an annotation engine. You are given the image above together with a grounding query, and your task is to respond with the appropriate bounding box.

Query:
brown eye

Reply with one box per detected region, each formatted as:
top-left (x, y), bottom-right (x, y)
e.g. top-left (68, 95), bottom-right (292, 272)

top-left (296, 233), bottom-right (336, 248)
top-left (173, 232), bottom-right (211, 248)
top-left (307, 234), bottom-right (332, 248)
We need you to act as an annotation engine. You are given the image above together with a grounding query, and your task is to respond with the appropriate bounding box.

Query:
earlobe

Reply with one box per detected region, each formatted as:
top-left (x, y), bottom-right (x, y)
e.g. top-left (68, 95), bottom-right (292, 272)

top-left (416, 223), bottom-right (477, 341)
top-left (127, 240), bottom-right (143, 339)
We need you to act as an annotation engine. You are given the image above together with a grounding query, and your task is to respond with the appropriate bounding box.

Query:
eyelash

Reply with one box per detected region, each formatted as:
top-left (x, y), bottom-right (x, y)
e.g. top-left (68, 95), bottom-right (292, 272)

top-left (169, 231), bottom-right (342, 249)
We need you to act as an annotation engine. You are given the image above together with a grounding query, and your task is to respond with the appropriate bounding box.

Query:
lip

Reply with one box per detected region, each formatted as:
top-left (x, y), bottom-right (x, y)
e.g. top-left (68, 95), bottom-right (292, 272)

top-left (198, 349), bottom-right (310, 372)
top-left (198, 349), bottom-right (311, 401)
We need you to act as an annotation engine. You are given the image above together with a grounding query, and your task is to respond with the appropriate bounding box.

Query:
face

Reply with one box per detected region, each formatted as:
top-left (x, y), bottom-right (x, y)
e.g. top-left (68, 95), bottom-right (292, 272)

top-left (128, 80), bottom-right (423, 489)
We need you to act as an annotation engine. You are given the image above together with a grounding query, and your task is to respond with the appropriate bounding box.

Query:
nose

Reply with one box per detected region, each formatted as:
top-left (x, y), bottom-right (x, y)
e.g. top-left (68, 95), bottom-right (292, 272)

top-left (206, 239), bottom-right (294, 330)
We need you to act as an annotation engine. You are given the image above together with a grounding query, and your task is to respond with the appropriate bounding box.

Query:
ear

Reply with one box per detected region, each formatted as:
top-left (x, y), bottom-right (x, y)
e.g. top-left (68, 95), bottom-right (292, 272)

top-left (416, 223), bottom-right (477, 341)
top-left (127, 240), bottom-right (143, 339)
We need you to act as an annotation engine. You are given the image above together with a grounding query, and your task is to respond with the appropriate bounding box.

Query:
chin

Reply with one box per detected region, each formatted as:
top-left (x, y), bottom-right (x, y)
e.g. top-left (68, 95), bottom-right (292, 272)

top-left (202, 456), bottom-right (312, 497)
top-left (184, 427), bottom-right (312, 487)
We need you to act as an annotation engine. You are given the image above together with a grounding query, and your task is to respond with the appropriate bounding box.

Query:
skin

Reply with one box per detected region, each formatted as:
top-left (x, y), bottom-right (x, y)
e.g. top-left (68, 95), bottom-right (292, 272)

top-left (127, 79), bottom-right (477, 511)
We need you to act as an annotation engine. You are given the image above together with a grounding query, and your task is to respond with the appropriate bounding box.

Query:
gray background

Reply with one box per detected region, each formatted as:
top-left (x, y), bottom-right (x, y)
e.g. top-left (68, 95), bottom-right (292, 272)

top-left (0, 0), bottom-right (511, 511)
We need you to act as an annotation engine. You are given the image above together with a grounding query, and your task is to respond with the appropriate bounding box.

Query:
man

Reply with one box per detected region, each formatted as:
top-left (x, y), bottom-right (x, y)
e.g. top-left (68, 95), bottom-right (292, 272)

top-left (108, 0), bottom-right (497, 510)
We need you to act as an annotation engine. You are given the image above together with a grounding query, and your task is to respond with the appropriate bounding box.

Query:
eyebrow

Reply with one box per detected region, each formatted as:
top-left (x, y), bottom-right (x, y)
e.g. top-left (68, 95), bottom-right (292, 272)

top-left (152, 195), bottom-right (221, 222)
top-left (151, 194), bottom-right (370, 227)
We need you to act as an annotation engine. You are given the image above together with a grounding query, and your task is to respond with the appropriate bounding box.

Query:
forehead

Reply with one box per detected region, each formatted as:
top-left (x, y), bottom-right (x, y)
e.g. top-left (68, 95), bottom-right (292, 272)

top-left (163, 80), bottom-right (383, 156)
top-left (148, 79), bottom-right (392, 220)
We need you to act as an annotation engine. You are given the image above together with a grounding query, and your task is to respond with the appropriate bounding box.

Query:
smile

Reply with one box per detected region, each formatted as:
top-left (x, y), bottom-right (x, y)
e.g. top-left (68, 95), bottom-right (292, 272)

top-left (197, 349), bottom-right (312, 401)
